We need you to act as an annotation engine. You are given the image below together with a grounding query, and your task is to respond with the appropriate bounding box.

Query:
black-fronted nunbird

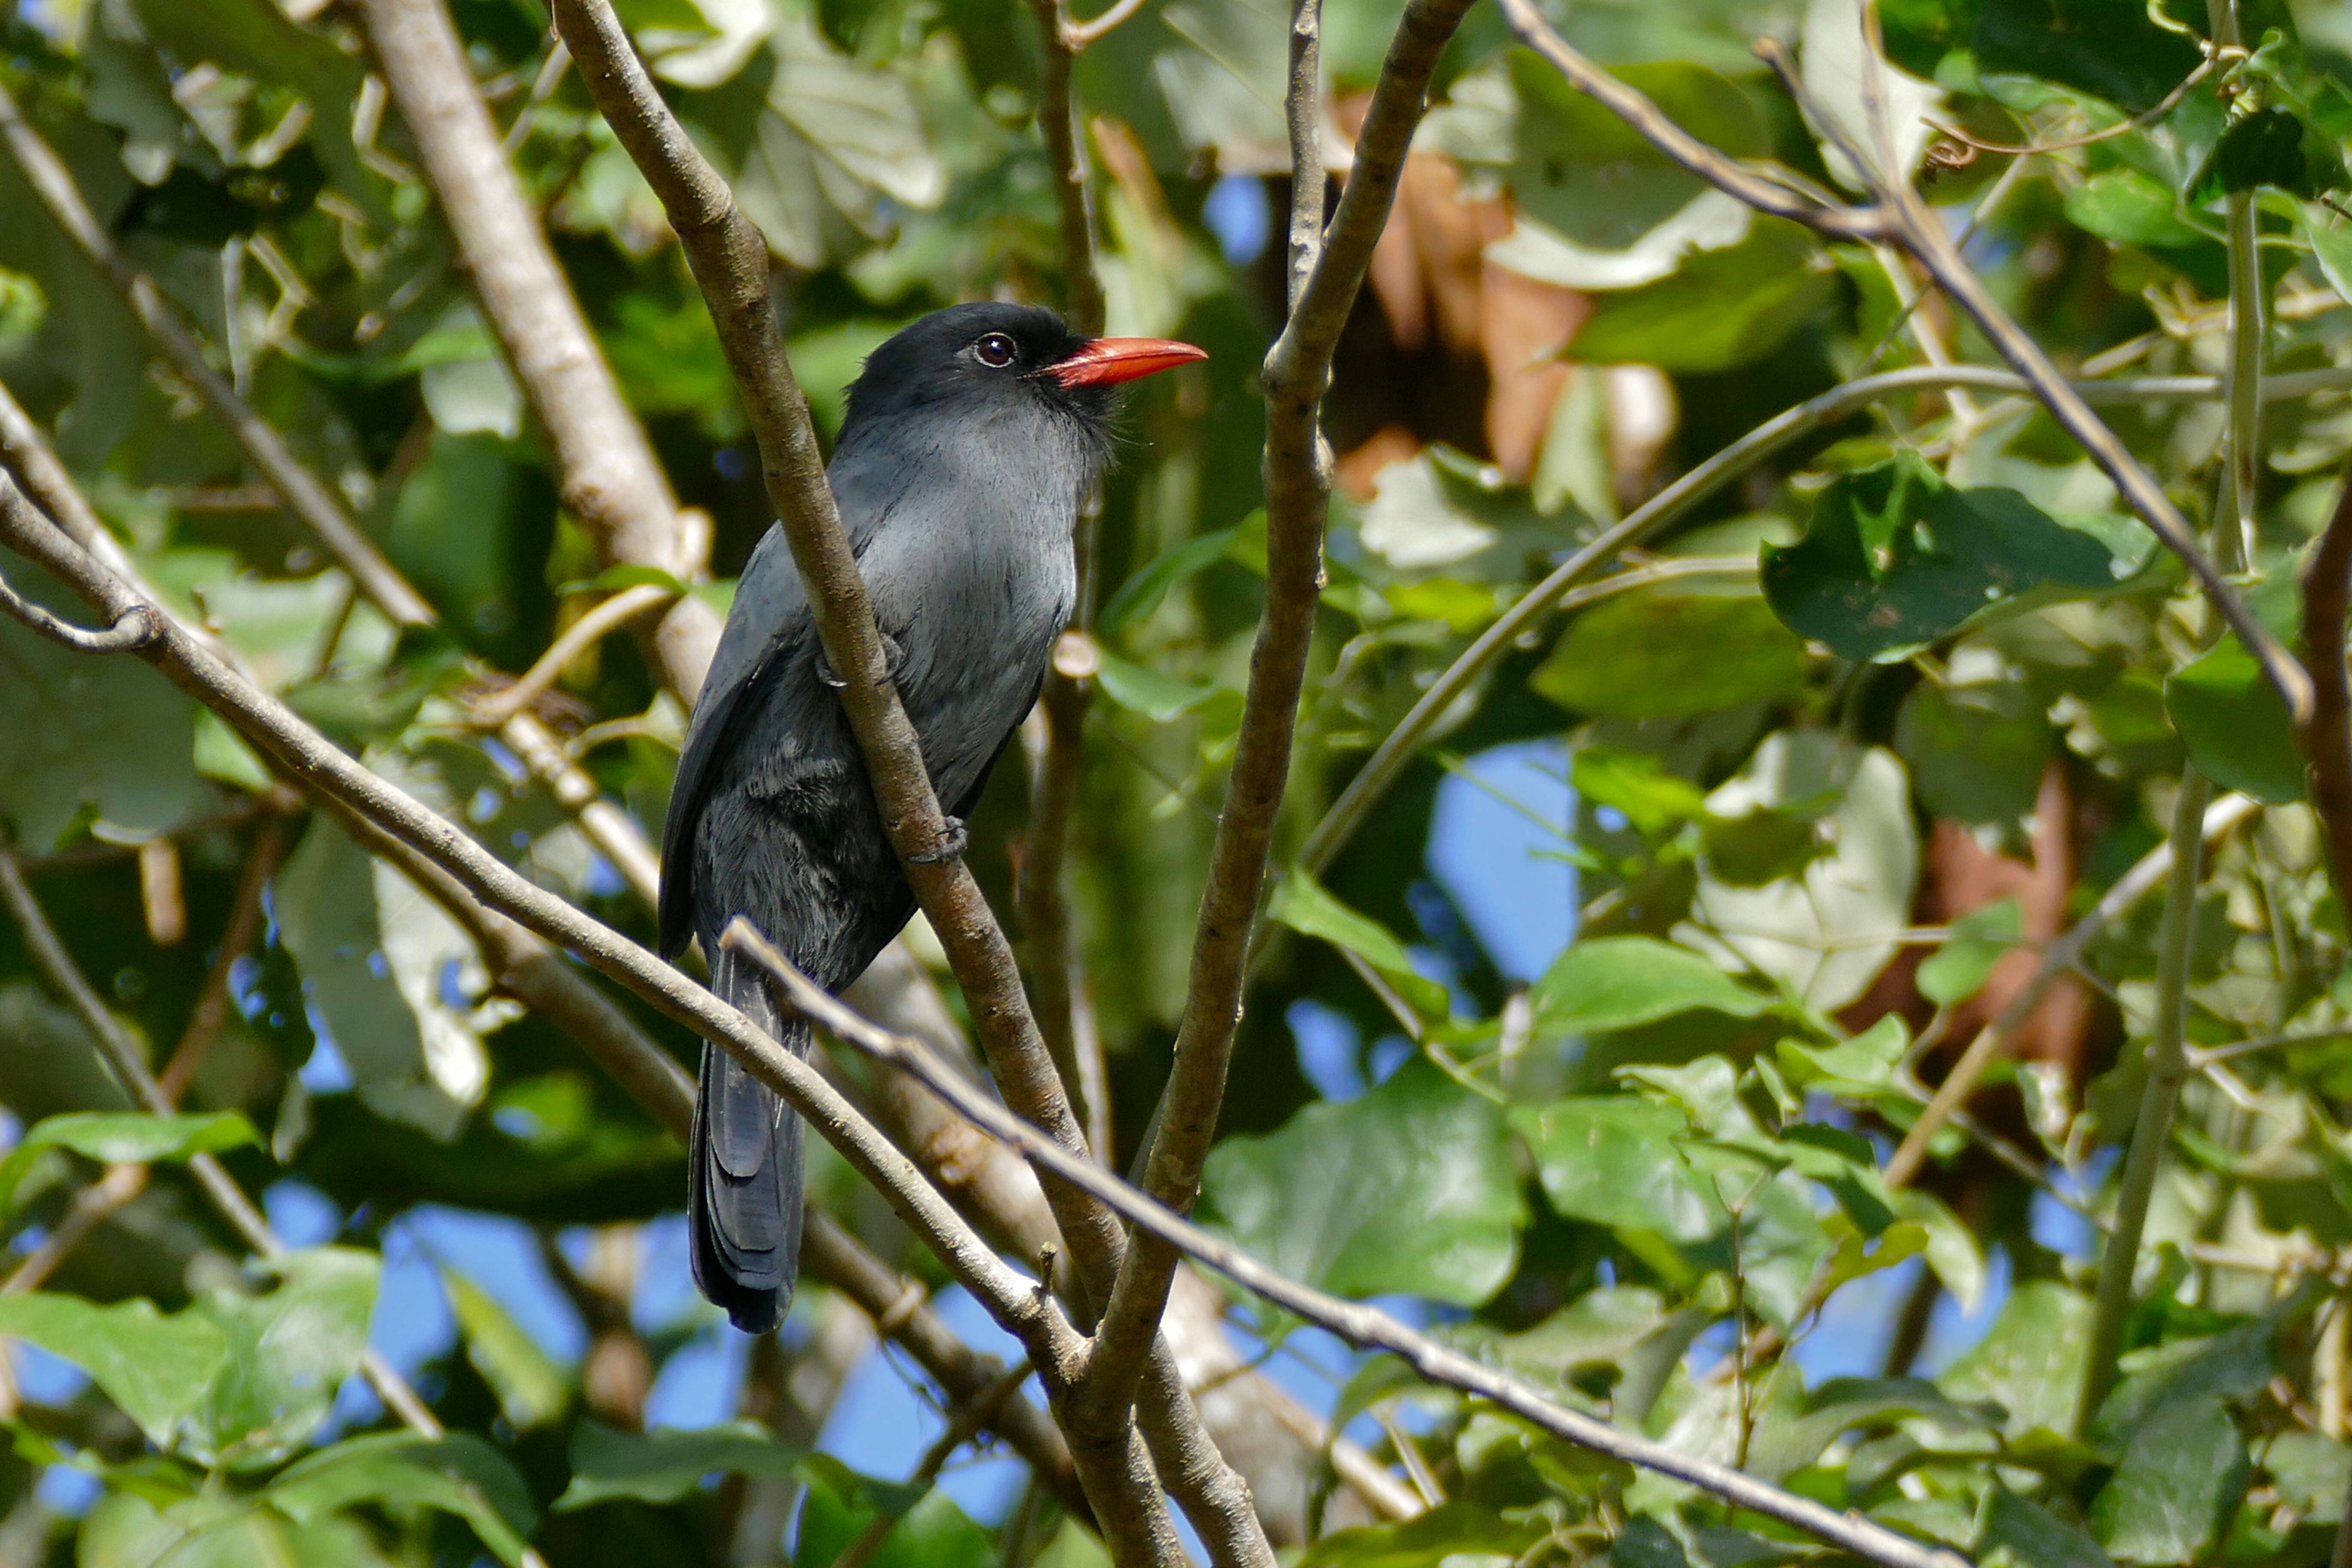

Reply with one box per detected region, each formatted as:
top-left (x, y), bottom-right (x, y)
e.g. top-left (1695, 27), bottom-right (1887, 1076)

top-left (659, 302), bottom-right (1206, 1333)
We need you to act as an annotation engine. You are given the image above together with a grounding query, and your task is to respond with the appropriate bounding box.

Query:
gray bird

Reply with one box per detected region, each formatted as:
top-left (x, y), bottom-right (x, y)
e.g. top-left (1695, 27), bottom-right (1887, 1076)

top-left (659, 302), bottom-right (1206, 1332)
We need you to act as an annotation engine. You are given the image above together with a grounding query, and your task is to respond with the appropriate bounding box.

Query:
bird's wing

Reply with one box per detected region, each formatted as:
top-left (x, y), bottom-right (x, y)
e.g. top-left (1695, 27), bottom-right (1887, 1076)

top-left (658, 524), bottom-right (808, 956)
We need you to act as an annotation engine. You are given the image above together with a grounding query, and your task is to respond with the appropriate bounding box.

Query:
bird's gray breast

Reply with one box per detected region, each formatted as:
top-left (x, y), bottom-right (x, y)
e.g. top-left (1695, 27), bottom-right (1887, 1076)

top-left (836, 405), bottom-right (1083, 807)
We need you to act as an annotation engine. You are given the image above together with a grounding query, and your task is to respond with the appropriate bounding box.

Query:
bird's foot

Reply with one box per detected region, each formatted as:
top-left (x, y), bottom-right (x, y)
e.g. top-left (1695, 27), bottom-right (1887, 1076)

top-left (908, 815), bottom-right (967, 864)
top-left (813, 628), bottom-right (904, 691)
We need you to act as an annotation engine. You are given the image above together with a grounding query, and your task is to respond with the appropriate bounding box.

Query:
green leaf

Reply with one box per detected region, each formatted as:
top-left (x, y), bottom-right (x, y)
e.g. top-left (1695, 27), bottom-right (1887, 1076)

top-left (797, 1473), bottom-right (995, 1568)
top-left (1896, 678), bottom-right (2055, 825)
top-left (1939, 1280), bottom-right (2095, 1437)
top-left (444, 1267), bottom-right (571, 1430)
top-left (1093, 651), bottom-right (1228, 723)
top-left (1981, 1486), bottom-right (2117, 1568)
top-left (0, 1294), bottom-right (228, 1450)
top-left (1970, 0), bottom-right (2203, 113)
top-left (554, 1421), bottom-right (803, 1510)
top-left (2307, 201), bottom-right (2352, 306)
top-left (1201, 1058), bottom-right (1525, 1305)
top-left (1565, 217), bottom-right (1840, 373)
top-left (1777, 1014), bottom-right (1909, 1093)
top-left (1748, 1375), bottom-right (1995, 1482)
top-left (1512, 1096), bottom-right (1723, 1243)
top-left (1571, 749), bottom-right (1711, 838)
top-left (2064, 169), bottom-right (2209, 248)
top-left (1506, 54), bottom-right (1767, 244)
top-left (1101, 526), bottom-right (1242, 636)
top-left (2213, 106), bottom-right (2312, 195)
top-left (1530, 936), bottom-right (1773, 1037)
top-left (1762, 452), bottom-right (2144, 661)
top-left (1269, 872), bottom-right (1451, 1020)
top-left (0, 1110), bottom-right (258, 1215)
top-left (0, 562), bottom-right (203, 848)
top-left (2165, 635), bottom-right (2305, 802)
top-left (270, 1432), bottom-right (538, 1567)
top-left (1917, 897), bottom-right (2024, 1006)
top-left (2263, 1431), bottom-right (2351, 1523)
top-left (1532, 591), bottom-right (1807, 720)
top-left (190, 1247), bottom-right (380, 1470)
top-left (2089, 1394), bottom-right (2248, 1563)
top-left (1298, 1500), bottom-right (1551, 1568)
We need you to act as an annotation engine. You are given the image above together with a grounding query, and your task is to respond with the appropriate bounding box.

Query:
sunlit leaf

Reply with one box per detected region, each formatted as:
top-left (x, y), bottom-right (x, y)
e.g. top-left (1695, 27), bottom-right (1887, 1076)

top-left (1203, 1058), bottom-right (1525, 1305)
top-left (1532, 590), bottom-right (1808, 720)
top-left (1530, 937), bottom-right (1772, 1037)
top-left (270, 1432), bottom-right (538, 1567)
top-left (0, 1294), bottom-right (228, 1450)
top-left (0, 1110), bottom-right (257, 1215)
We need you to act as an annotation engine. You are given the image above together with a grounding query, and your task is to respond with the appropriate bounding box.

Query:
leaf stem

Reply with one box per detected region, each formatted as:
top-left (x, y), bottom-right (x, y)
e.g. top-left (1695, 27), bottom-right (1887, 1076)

top-left (2076, 767), bottom-right (2213, 1433)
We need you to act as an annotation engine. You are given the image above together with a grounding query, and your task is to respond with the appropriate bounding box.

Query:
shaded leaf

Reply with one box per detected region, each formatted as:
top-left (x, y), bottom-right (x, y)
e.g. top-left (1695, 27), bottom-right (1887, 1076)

top-left (2089, 1394), bottom-right (2248, 1563)
top-left (270, 1432), bottom-right (537, 1567)
top-left (1270, 872), bottom-right (1452, 1019)
top-left (1512, 1095), bottom-right (1722, 1243)
top-left (554, 1421), bottom-right (803, 1510)
top-left (1762, 452), bottom-right (2144, 662)
top-left (1940, 1280), bottom-right (2094, 1437)
top-left (1532, 591), bottom-right (1808, 720)
top-left (1565, 217), bottom-right (1840, 373)
top-left (1299, 1500), bottom-right (1550, 1568)
top-left (191, 1247), bottom-right (380, 1470)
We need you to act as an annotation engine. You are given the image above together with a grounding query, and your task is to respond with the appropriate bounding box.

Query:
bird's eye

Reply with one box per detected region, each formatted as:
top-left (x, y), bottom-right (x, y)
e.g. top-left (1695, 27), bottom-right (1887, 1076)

top-left (974, 333), bottom-right (1018, 368)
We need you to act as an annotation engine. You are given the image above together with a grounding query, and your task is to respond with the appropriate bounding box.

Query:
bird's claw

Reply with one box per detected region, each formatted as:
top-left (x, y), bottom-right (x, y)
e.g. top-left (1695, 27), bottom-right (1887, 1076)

top-left (814, 628), bottom-right (904, 691)
top-left (909, 815), bottom-right (968, 864)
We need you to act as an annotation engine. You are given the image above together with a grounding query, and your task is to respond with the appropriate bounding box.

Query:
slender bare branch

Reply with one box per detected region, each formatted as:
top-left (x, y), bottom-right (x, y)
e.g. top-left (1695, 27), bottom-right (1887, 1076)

top-left (1089, 0), bottom-right (1479, 1435)
top-left (726, 924), bottom-right (1973, 1568)
top-left (1017, 0), bottom-right (1107, 1152)
top-left (0, 470), bottom-right (1212, 1558)
top-left (1063, 0), bottom-right (1151, 49)
top-left (2299, 470), bottom-right (2352, 913)
top-left (355, 0), bottom-right (723, 697)
top-left (0, 75), bottom-right (432, 626)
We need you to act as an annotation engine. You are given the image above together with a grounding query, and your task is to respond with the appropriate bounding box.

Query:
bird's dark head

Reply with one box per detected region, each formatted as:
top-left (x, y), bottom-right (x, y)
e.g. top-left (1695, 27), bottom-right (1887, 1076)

top-left (840, 302), bottom-right (1206, 447)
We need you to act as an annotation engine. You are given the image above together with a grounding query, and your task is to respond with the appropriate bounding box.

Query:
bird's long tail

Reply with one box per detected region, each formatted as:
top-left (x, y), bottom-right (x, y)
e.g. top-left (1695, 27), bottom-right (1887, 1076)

top-left (690, 941), bottom-right (808, 1335)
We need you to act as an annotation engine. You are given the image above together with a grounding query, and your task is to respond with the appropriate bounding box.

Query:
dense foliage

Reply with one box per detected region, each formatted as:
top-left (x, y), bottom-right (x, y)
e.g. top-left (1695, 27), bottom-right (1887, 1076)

top-left (6, 0), bottom-right (2352, 1560)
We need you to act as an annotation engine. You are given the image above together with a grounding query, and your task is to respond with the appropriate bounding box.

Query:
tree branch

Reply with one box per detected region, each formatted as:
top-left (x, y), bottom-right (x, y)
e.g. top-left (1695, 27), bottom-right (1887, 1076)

top-left (724, 923), bottom-right (1973, 1568)
top-left (2299, 470), bottom-right (2352, 914)
top-left (0, 574), bottom-right (157, 653)
top-left (1016, 0), bottom-right (1106, 1154)
top-left (1088, 0), bottom-right (1477, 1433)
top-left (355, 0), bottom-right (723, 698)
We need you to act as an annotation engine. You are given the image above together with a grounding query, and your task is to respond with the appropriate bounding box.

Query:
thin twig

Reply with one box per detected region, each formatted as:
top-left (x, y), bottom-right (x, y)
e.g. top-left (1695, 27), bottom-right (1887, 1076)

top-left (1884, 790), bottom-right (2259, 1189)
top-left (726, 921), bottom-right (1972, 1568)
top-left (1063, 0), bottom-right (1151, 49)
top-left (0, 471), bottom-right (1154, 1568)
top-left (3, 1165), bottom-right (148, 1295)
top-left (0, 572), bottom-right (157, 652)
top-left (834, 1358), bottom-right (1037, 1568)
top-left (156, 815), bottom-right (290, 1104)
top-left (472, 582), bottom-right (679, 726)
top-left (2076, 768), bottom-right (2212, 1433)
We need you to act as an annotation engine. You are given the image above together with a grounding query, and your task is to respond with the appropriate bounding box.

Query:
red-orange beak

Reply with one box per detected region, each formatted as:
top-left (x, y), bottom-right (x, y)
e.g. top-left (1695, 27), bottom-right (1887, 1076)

top-left (1050, 337), bottom-right (1209, 388)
